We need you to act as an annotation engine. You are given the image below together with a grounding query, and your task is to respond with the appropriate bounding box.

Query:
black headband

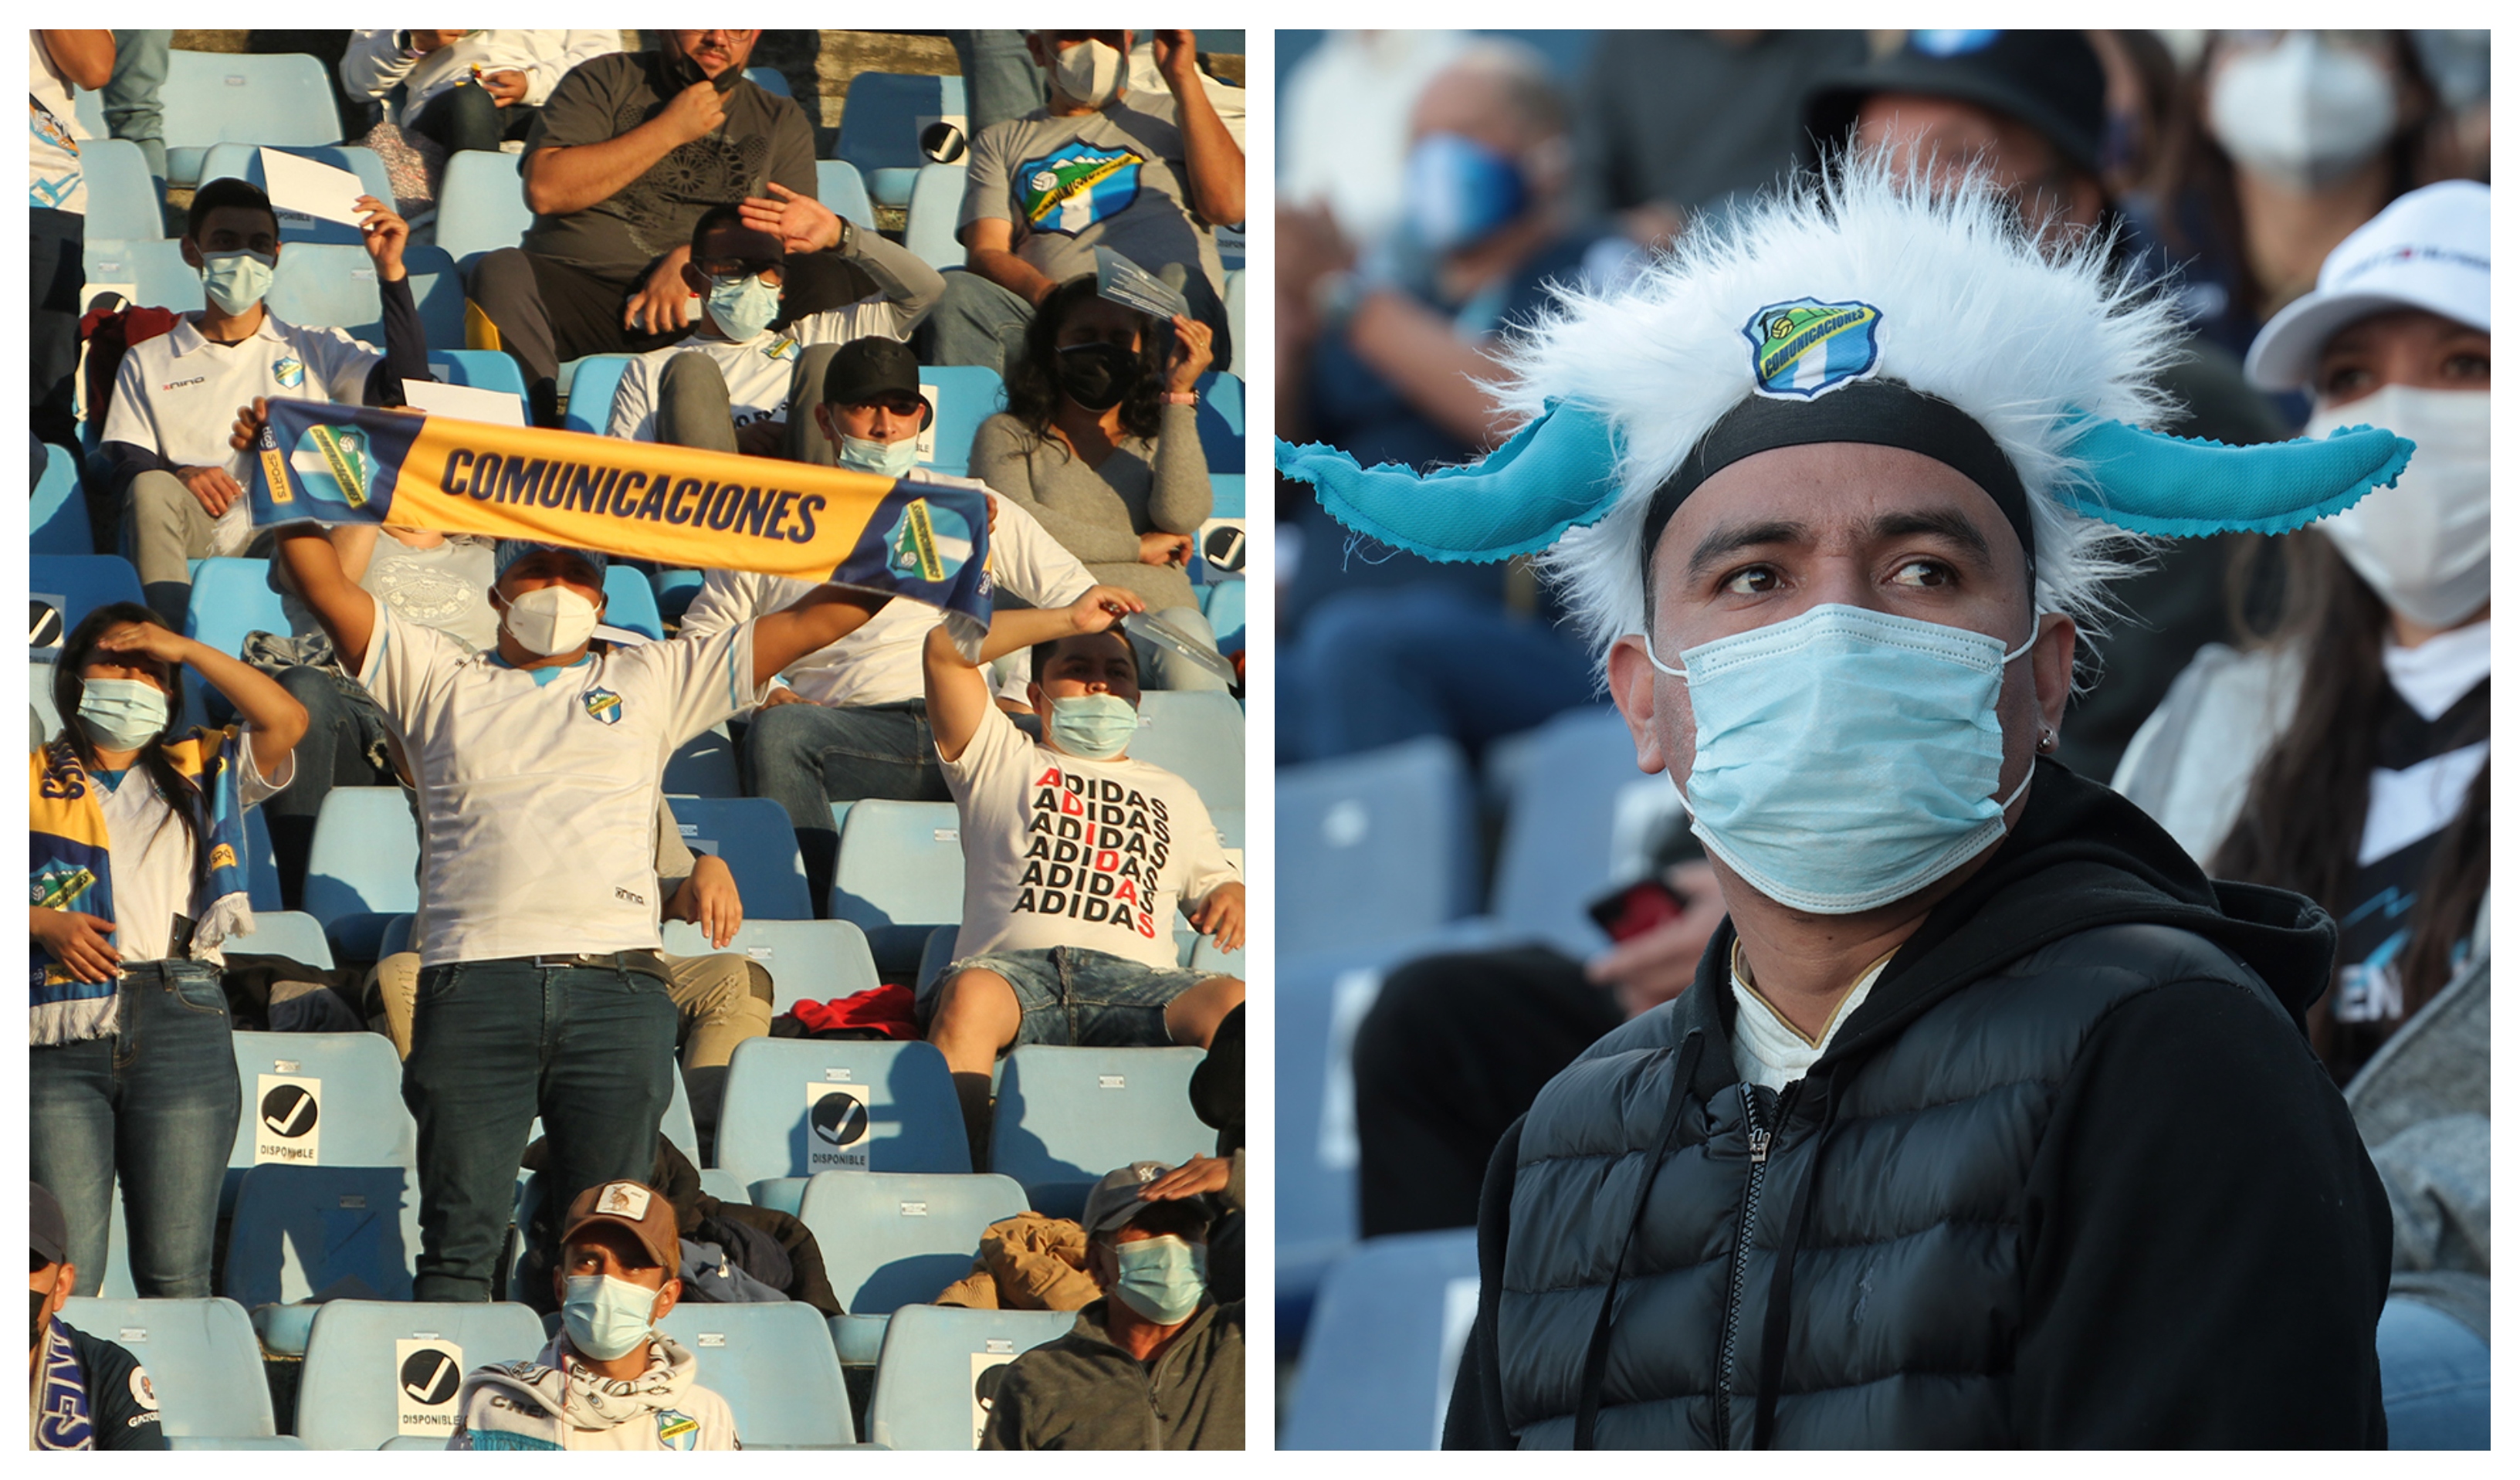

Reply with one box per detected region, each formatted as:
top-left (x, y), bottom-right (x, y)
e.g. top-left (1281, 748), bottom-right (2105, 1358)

top-left (1639, 379), bottom-right (2035, 590)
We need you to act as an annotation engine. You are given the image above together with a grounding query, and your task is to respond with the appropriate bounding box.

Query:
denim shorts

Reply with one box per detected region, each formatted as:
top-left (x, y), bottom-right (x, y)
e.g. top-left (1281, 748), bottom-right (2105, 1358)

top-left (933, 944), bottom-right (1210, 1048)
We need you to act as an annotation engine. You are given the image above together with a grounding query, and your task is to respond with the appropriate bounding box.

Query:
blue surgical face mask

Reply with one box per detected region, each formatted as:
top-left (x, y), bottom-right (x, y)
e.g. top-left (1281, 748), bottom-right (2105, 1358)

top-left (77, 678), bottom-right (171, 752)
top-left (703, 272), bottom-right (781, 341)
top-left (1110, 1235), bottom-right (1207, 1325)
top-left (199, 249), bottom-right (276, 317)
top-left (561, 1273), bottom-right (659, 1361)
top-left (1046, 692), bottom-right (1139, 760)
top-left (838, 432), bottom-right (923, 479)
top-left (1402, 133), bottom-right (1529, 254)
top-left (1645, 604), bottom-right (2039, 915)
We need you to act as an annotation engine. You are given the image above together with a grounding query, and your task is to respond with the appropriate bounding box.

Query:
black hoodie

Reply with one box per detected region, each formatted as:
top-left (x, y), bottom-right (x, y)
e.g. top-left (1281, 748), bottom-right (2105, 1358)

top-left (1445, 758), bottom-right (2394, 1448)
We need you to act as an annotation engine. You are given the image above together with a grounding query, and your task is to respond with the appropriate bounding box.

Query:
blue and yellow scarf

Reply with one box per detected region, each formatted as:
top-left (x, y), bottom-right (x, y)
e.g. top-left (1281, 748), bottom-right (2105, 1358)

top-left (32, 1316), bottom-right (93, 1449)
top-left (30, 727), bottom-right (254, 1046)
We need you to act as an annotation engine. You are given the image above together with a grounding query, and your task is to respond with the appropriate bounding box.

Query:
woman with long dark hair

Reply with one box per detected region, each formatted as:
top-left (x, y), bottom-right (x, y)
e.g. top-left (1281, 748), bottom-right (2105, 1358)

top-left (972, 275), bottom-right (1231, 690)
top-left (31, 602), bottom-right (307, 1295)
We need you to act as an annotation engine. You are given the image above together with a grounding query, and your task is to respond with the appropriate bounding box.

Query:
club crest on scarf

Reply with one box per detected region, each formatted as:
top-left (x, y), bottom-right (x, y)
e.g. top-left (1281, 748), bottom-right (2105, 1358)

top-left (1745, 298), bottom-right (1884, 399)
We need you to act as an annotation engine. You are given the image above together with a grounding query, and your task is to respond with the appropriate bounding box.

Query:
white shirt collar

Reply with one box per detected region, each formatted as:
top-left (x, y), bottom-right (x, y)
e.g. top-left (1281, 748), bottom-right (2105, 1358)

top-left (1728, 941), bottom-right (1894, 1092)
top-left (168, 309), bottom-right (286, 357)
top-left (2381, 619), bottom-right (2491, 723)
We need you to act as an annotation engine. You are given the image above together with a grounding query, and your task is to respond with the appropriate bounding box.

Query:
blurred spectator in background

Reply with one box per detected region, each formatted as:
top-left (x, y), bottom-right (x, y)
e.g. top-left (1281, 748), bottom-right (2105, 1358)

top-left (2086, 30), bottom-right (2181, 202)
top-left (1573, 30), bottom-right (1866, 249)
top-left (341, 29), bottom-right (621, 157)
top-left (102, 31), bottom-right (171, 200)
top-left (2409, 31), bottom-right (2489, 181)
top-left (1279, 30), bottom-right (1471, 250)
top-left (1277, 42), bottom-right (1634, 767)
top-left (975, 276), bottom-right (1230, 689)
top-left (2115, 181), bottom-right (2489, 1090)
top-left (31, 32), bottom-right (113, 451)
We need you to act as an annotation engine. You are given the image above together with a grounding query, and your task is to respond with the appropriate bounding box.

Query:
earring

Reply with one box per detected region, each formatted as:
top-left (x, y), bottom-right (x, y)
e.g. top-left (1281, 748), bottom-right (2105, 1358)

top-left (2037, 726), bottom-right (2057, 754)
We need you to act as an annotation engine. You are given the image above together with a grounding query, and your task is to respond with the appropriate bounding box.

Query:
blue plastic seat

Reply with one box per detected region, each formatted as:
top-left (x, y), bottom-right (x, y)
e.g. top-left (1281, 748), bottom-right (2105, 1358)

top-left (987, 1045), bottom-right (1212, 1218)
top-left (1275, 954), bottom-right (1399, 1329)
top-left (653, 1300), bottom-right (855, 1448)
top-left (1216, 222), bottom-right (1246, 273)
top-left (815, 158), bottom-right (876, 229)
top-left (837, 73), bottom-right (967, 208)
top-left (658, 917), bottom-right (880, 1016)
top-left (827, 800), bottom-right (964, 970)
top-left (865, 1304), bottom-right (1078, 1450)
top-left (743, 66), bottom-right (792, 98)
top-left (32, 657), bottom-right (66, 750)
top-left (300, 787), bottom-right (421, 959)
top-left (662, 724), bottom-right (740, 798)
top-left (225, 1032), bottom-right (418, 1197)
top-left (1208, 472), bottom-right (1245, 518)
top-left (662, 796), bottom-right (814, 919)
top-left (802, 1170), bottom-right (1028, 1318)
top-left (713, 1037), bottom-right (970, 1185)
top-left (652, 567), bottom-right (705, 621)
top-left (1194, 371), bottom-right (1243, 473)
top-left (182, 557), bottom-right (286, 659)
top-left (917, 364), bottom-right (1003, 476)
top-left (561, 354), bottom-right (636, 436)
top-left (1283, 1230), bottom-right (1482, 1450)
top-left (197, 144), bottom-right (394, 246)
top-left (1130, 689), bottom-right (1245, 812)
top-left (1279, 737), bottom-right (1481, 960)
top-left (31, 554), bottom-right (144, 632)
top-left (154, 50), bottom-right (346, 188)
top-left (903, 162), bottom-right (970, 273)
top-left (244, 806), bottom-right (285, 910)
top-left (32, 443), bottom-right (91, 555)
top-left (431, 150), bottom-right (531, 266)
top-left (222, 1164), bottom-right (425, 1355)
top-left (1222, 269), bottom-right (1244, 377)
top-left (1487, 705), bottom-right (1670, 952)
top-left (601, 563), bottom-right (664, 639)
top-left (82, 236), bottom-right (205, 313)
top-left (424, 347), bottom-right (530, 424)
top-left (268, 242), bottom-right (466, 351)
top-left (235, 909), bottom-right (337, 970)
top-left (78, 137), bottom-right (168, 241)
top-left (293, 1299), bottom-right (548, 1450)
top-left (1204, 578), bottom-right (1246, 652)
top-left (56, 1297), bottom-right (283, 1443)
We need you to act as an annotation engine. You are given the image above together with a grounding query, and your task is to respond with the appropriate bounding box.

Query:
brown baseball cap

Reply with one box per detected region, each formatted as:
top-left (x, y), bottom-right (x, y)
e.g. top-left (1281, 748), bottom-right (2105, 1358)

top-left (560, 1180), bottom-right (679, 1272)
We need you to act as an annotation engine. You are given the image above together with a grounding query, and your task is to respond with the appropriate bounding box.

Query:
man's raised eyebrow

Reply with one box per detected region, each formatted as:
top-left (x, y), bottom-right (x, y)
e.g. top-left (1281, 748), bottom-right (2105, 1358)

top-left (1870, 509), bottom-right (1994, 567)
top-left (1686, 519), bottom-right (1811, 581)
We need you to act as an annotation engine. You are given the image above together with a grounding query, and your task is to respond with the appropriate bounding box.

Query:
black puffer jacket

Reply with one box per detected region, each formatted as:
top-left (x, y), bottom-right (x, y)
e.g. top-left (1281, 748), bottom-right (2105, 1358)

top-left (1445, 760), bottom-right (2393, 1448)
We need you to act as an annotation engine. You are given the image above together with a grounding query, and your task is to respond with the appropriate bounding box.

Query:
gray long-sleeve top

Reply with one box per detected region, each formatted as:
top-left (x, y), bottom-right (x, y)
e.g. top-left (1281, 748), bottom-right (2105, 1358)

top-left (970, 402), bottom-right (1210, 611)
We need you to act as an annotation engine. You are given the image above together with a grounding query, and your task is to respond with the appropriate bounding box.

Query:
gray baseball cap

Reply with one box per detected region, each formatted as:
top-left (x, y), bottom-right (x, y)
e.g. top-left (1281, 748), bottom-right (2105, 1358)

top-left (1080, 1160), bottom-right (1177, 1235)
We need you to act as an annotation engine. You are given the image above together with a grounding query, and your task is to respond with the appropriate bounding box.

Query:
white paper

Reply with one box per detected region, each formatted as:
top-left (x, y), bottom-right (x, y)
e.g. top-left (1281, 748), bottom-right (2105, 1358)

top-left (260, 147), bottom-right (368, 229)
top-left (805, 1082), bottom-right (872, 1172)
top-left (916, 382), bottom-right (942, 463)
top-left (253, 1073), bottom-right (323, 1166)
top-left (394, 1338), bottom-right (465, 1435)
top-left (402, 378), bottom-right (527, 428)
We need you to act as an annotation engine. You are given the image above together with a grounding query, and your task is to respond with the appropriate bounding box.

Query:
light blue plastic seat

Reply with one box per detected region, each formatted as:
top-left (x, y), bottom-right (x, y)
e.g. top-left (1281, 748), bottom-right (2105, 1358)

top-left (987, 1045), bottom-right (1211, 1218)
top-left (1279, 737), bottom-right (1481, 959)
top-left (32, 554), bottom-right (144, 632)
top-left (267, 242), bottom-right (466, 351)
top-left (293, 1300), bottom-right (547, 1450)
top-left (432, 151), bottom-right (531, 266)
top-left (801, 1171), bottom-right (1028, 1342)
top-left (57, 1297), bottom-right (282, 1442)
top-left (1130, 689), bottom-right (1245, 811)
top-left (225, 1032), bottom-right (418, 1204)
top-left (223, 1163), bottom-right (425, 1355)
top-left (744, 66), bottom-right (792, 98)
top-left (652, 567), bottom-right (706, 621)
top-left (902, 162), bottom-right (970, 273)
top-left (1484, 705), bottom-right (1668, 951)
top-left (197, 144), bottom-right (394, 247)
top-left (654, 1300), bottom-right (855, 1448)
top-left (827, 799), bottom-right (964, 971)
top-left (1194, 370), bottom-right (1243, 472)
top-left (182, 556), bottom-right (286, 659)
top-left (32, 443), bottom-right (91, 555)
top-left (713, 1037), bottom-right (970, 1185)
top-left (82, 236), bottom-right (205, 314)
top-left (1208, 472), bottom-right (1245, 518)
top-left (235, 909), bottom-right (336, 970)
top-left (1275, 953), bottom-right (1399, 1326)
top-left (837, 73), bottom-right (967, 208)
top-left (662, 796), bottom-right (813, 919)
top-left (1204, 578), bottom-right (1246, 652)
top-left (301, 787), bottom-right (421, 958)
top-left (815, 158), bottom-right (876, 229)
top-left (1222, 269), bottom-right (1244, 377)
top-left (1216, 222), bottom-right (1245, 272)
top-left (698, 1167), bottom-right (752, 1204)
top-left (1283, 1230), bottom-right (1482, 1450)
top-left (154, 50), bottom-right (344, 188)
top-left (32, 657), bottom-right (66, 750)
top-left (601, 564), bottom-right (664, 639)
top-left (242, 807), bottom-right (284, 911)
top-left (424, 347), bottom-right (530, 422)
top-left (916, 364), bottom-right (1003, 476)
top-left (662, 725), bottom-right (740, 798)
top-left (78, 137), bottom-right (168, 241)
top-left (658, 917), bottom-right (880, 1016)
top-left (865, 1304), bottom-right (1078, 1450)
top-left (915, 924), bottom-right (959, 993)
top-left (560, 354), bottom-right (636, 435)
top-left (375, 913), bottom-right (414, 960)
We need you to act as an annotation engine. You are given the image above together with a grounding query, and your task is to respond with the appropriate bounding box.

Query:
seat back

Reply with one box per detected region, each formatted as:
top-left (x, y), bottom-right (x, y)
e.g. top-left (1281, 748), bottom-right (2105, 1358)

top-left (1130, 690), bottom-right (1245, 811)
top-left (293, 1300), bottom-right (547, 1450)
top-left (827, 800), bottom-right (964, 968)
top-left (32, 442), bottom-right (92, 556)
top-left (182, 557), bottom-right (286, 658)
top-left (301, 787), bottom-right (421, 957)
top-left (222, 1163), bottom-right (424, 1309)
top-left (1222, 269), bottom-right (1245, 377)
top-left (662, 726), bottom-right (741, 798)
top-left (159, 51), bottom-right (344, 162)
top-left (799, 1171), bottom-right (1029, 1316)
top-left (652, 1300), bottom-right (852, 1448)
top-left (1279, 737), bottom-right (1479, 958)
top-left (1276, 957), bottom-right (1395, 1316)
top-left (987, 1045), bottom-right (1211, 1218)
top-left (226, 1031), bottom-right (418, 1182)
top-left (83, 237), bottom-right (206, 313)
top-left (815, 159), bottom-right (876, 228)
top-left (244, 807), bottom-right (285, 911)
top-left (713, 1037), bottom-right (970, 1184)
top-left (268, 242), bottom-right (466, 351)
top-left (865, 1304), bottom-right (1078, 1450)
top-left (31, 554), bottom-right (144, 633)
top-left (916, 364), bottom-right (1002, 476)
top-left (425, 347), bottom-right (531, 419)
top-left (601, 564), bottom-right (664, 639)
top-left (657, 917), bottom-right (880, 1016)
top-left (1485, 705), bottom-right (1670, 951)
top-left (237, 909), bottom-right (336, 970)
top-left (197, 145), bottom-right (393, 246)
top-left (902, 162), bottom-right (969, 273)
top-left (1204, 578), bottom-right (1247, 653)
top-left (837, 73), bottom-right (967, 206)
top-left (1194, 370), bottom-right (1243, 472)
top-left (56, 1298), bottom-right (278, 1439)
top-left (32, 657), bottom-right (66, 750)
top-left (432, 151), bottom-right (532, 266)
top-left (78, 137), bottom-right (166, 240)
top-left (743, 65), bottom-right (793, 98)
top-left (662, 797), bottom-right (813, 919)
top-left (560, 354), bottom-right (636, 436)
top-left (1284, 1231), bottom-right (1482, 1449)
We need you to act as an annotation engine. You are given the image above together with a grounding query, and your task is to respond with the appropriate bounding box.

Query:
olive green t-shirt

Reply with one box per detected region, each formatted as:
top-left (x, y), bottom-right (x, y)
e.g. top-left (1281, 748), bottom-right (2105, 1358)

top-left (958, 92), bottom-right (1224, 300)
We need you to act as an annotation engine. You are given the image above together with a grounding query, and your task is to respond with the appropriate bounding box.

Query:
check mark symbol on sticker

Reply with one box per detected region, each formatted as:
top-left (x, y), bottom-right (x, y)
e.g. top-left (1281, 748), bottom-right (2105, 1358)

top-left (405, 1354), bottom-right (456, 1404)
top-left (265, 1095), bottom-right (312, 1136)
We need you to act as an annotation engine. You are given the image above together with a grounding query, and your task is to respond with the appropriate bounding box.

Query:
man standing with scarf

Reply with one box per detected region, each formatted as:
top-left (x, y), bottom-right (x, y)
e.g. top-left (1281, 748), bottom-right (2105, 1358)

top-left (29, 1183), bottom-right (165, 1451)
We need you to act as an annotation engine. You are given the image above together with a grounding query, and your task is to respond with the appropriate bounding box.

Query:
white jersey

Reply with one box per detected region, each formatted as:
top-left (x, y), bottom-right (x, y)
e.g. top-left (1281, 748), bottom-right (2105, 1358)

top-left (97, 729), bottom-right (290, 965)
top-left (941, 704), bottom-right (1238, 970)
top-left (30, 34), bottom-right (86, 214)
top-left (354, 598), bottom-right (770, 967)
top-left (681, 478), bottom-right (1095, 709)
top-left (605, 301), bottom-right (916, 443)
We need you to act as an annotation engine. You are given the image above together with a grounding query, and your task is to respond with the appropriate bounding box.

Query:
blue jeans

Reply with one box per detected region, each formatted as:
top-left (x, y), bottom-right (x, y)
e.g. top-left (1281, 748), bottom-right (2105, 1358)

top-left (2377, 1296), bottom-right (2490, 1449)
top-left (29, 960), bottom-right (239, 1298)
top-left (932, 945), bottom-right (1211, 1048)
top-left (1281, 584), bottom-right (1599, 764)
top-left (403, 959), bottom-right (677, 1302)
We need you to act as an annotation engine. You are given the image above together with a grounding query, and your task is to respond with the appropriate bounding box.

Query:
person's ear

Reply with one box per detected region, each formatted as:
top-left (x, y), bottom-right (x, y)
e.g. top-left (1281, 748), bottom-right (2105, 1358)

top-left (813, 402), bottom-right (839, 446)
top-left (650, 1276), bottom-right (681, 1324)
top-left (2029, 612), bottom-right (2078, 737)
top-left (1605, 634), bottom-right (1672, 777)
top-left (682, 259), bottom-right (711, 296)
top-left (179, 236), bottom-right (203, 272)
top-left (1027, 679), bottom-right (1048, 716)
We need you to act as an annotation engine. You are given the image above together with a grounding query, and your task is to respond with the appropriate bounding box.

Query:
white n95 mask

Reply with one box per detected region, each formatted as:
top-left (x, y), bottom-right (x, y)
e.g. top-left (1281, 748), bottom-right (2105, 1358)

top-left (2207, 32), bottom-right (2397, 191)
top-left (1053, 39), bottom-right (1124, 108)
top-left (2308, 385), bottom-right (2489, 629)
top-left (502, 585), bottom-right (601, 656)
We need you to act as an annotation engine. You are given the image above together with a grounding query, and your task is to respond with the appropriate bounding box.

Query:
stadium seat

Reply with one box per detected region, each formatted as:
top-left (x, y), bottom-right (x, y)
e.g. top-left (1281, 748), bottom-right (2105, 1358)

top-left (237, 908), bottom-right (337, 970)
top-left (57, 1297), bottom-right (283, 1444)
top-left (803, 1170), bottom-right (1029, 1317)
top-left (1130, 690), bottom-right (1245, 811)
top-left (425, 348), bottom-right (531, 422)
top-left (1276, 955), bottom-right (1391, 1331)
top-left (560, 354), bottom-right (635, 436)
top-left (651, 567), bottom-right (705, 621)
top-left (293, 1299), bottom-right (547, 1450)
top-left (182, 557), bottom-right (286, 658)
top-left (601, 564), bottom-right (664, 639)
top-left (1279, 737), bottom-right (1481, 959)
top-left (815, 159), bottom-right (876, 229)
top-left (1204, 578), bottom-right (1246, 653)
top-left (915, 924), bottom-right (958, 993)
top-left (864, 1304), bottom-right (1077, 1450)
top-left (1282, 1229), bottom-right (1482, 1450)
top-left (917, 364), bottom-right (1003, 476)
top-left (431, 151), bottom-right (531, 266)
top-left (1216, 222), bottom-right (1246, 273)
top-left (902, 163), bottom-right (969, 273)
top-left (376, 913), bottom-right (414, 960)
top-left (653, 1300), bottom-right (858, 1448)
top-left (1187, 933), bottom-right (1242, 978)
top-left (302, 787), bottom-right (421, 958)
top-left (79, 137), bottom-right (167, 241)
top-left (663, 797), bottom-right (813, 919)
top-left (197, 144), bottom-right (394, 246)
top-left (987, 1045), bottom-right (1211, 1218)
top-left (82, 236), bottom-right (205, 314)
top-left (743, 66), bottom-right (793, 98)
top-left (223, 1163), bottom-right (425, 1355)
top-left (658, 917), bottom-right (880, 1016)
top-left (827, 800), bottom-right (963, 970)
top-left (225, 1031), bottom-right (418, 1188)
top-left (244, 807), bottom-right (284, 910)
top-left (836, 73), bottom-right (967, 208)
top-left (713, 1037), bottom-right (970, 1186)
top-left (1194, 371), bottom-right (1244, 473)
top-left (31, 443), bottom-right (91, 555)
top-left (154, 50), bottom-right (346, 188)
top-left (662, 724), bottom-right (741, 798)
top-left (1483, 705), bottom-right (1669, 950)
top-left (268, 242), bottom-right (466, 351)
top-left (1222, 269), bottom-right (1244, 378)
top-left (1209, 472), bottom-right (1245, 518)
top-left (32, 554), bottom-right (145, 632)
top-left (32, 658), bottom-right (66, 750)
top-left (698, 1167), bottom-right (752, 1204)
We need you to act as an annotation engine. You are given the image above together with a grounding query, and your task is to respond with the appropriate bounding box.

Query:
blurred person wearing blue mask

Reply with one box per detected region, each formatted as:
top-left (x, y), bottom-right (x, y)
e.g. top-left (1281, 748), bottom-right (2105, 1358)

top-left (981, 1160), bottom-right (1243, 1449)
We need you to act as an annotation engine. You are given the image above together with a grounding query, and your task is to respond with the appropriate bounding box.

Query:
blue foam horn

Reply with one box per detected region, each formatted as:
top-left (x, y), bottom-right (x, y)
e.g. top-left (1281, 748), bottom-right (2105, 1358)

top-left (2054, 418), bottom-right (2416, 538)
top-left (1275, 399), bottom-right (1623, 564)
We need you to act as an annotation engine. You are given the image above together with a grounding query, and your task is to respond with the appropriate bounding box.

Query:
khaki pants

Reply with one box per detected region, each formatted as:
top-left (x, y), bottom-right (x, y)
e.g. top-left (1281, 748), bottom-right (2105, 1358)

top-left (374, 952), bottom-right (774, 1069)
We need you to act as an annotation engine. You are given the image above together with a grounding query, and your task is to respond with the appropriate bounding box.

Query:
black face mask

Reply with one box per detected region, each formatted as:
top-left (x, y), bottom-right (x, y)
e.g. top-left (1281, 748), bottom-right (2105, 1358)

top-left (1055, 343), bottom-right (1142, 412)
top-left (661, 44), bottom-right (743, 95)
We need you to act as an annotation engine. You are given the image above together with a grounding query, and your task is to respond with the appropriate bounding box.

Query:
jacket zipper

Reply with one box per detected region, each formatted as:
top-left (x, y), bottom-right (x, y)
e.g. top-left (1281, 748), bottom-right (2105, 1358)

top-left (1716, 1081), bottom-right (1790, 1447)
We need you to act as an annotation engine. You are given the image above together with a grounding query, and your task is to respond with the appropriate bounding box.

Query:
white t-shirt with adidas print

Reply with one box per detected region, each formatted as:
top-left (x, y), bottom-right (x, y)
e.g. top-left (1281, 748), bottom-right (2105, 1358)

top-left (604, 299), bottom-right (913, 443)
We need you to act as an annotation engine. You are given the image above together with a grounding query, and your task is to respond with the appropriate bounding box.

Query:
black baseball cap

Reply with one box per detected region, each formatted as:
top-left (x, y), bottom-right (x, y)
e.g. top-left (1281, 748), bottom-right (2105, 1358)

top-left (32, 1182), bottom-right (70, 1267)
top-left (821, 338), bottom-right (934, 428)
top-left (1803, 30), bottom-right (2107, 181)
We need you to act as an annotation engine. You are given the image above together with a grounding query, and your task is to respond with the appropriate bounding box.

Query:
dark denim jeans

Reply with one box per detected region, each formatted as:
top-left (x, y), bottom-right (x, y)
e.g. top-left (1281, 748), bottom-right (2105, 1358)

top-left (403, 959), bottom-right (677, 1302)
top-left (747, 699), bottom-right (953, 916)
top-left (267, 665), bottom-right (401, 908)
top-left (29, 959), bottom-right (239, 1298)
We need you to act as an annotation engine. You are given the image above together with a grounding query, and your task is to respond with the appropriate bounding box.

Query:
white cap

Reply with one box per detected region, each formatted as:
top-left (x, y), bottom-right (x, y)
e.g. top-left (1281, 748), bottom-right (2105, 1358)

top-left (2244, 180), bottom-right (2490, 391)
